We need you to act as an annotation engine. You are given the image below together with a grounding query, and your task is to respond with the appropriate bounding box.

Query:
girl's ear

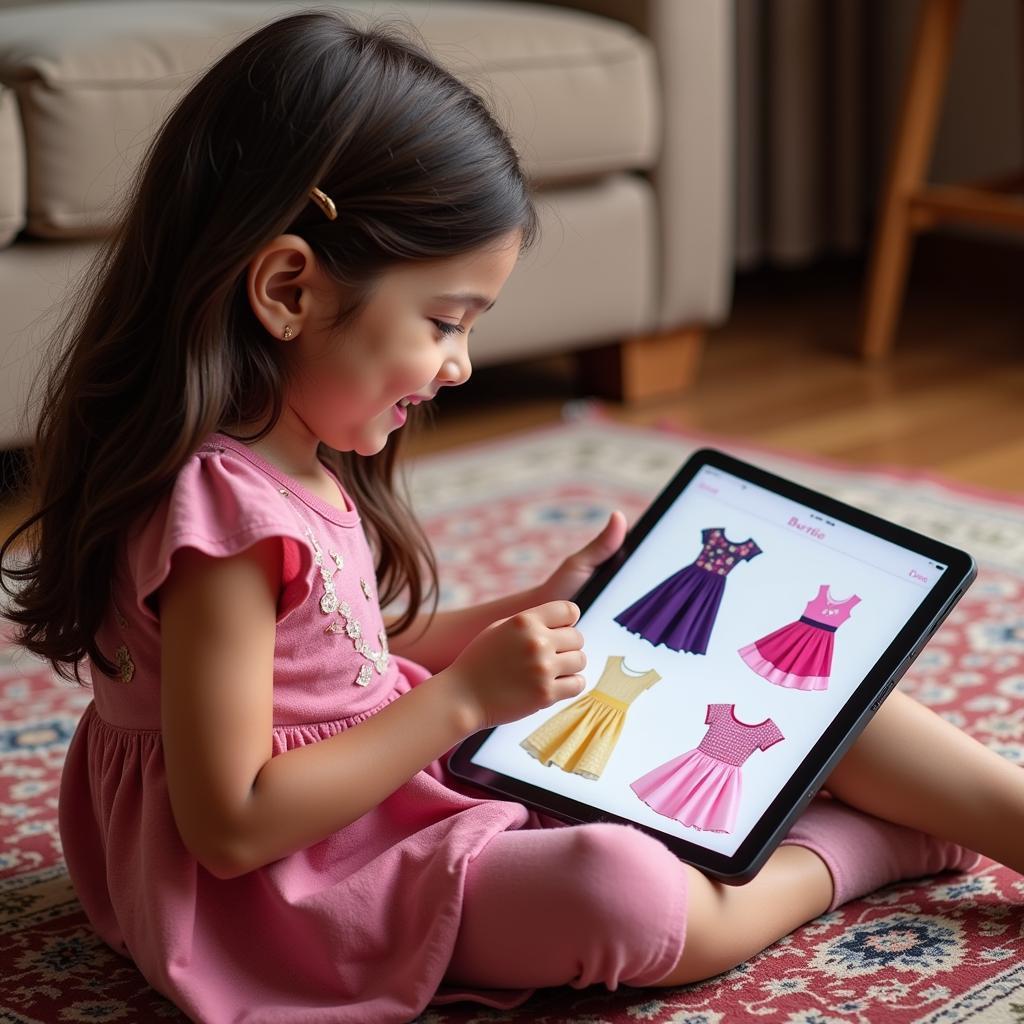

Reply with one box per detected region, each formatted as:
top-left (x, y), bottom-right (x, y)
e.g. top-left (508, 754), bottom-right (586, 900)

top-left (246, 234), bottom-right (319, 342)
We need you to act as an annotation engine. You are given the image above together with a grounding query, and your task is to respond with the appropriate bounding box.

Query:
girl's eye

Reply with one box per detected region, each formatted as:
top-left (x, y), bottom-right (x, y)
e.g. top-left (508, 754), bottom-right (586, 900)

top-left (431, 319), bottom-right (466, 336)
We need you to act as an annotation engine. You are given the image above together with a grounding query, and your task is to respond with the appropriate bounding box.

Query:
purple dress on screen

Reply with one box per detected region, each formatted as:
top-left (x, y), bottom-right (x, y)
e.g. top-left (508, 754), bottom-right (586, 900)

top-left (615, 528), bottom-right (762, 654)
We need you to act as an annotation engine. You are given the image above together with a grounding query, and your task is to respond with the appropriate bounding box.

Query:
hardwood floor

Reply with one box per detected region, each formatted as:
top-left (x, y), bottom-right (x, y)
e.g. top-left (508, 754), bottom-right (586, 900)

top-left (410, 235), bottom-right (1024, 494)
top-left (2, 234), bottom-right (1023, 549)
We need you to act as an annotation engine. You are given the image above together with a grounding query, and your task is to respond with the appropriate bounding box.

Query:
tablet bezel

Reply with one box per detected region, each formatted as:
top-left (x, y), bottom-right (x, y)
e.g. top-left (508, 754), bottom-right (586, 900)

top-left (448, 448), bottom-right (977, 883)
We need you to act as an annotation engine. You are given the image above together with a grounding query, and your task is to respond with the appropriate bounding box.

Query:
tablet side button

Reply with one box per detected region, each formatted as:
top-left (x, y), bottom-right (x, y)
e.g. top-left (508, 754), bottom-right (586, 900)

top-left (870, 623), bottom-right (942, 712)
top-left (870, 679), bottom-right (899, 711)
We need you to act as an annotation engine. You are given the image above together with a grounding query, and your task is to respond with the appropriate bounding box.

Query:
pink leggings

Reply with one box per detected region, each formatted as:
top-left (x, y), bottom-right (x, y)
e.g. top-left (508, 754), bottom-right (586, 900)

top-left (443, 822), bottom-right (688, 992)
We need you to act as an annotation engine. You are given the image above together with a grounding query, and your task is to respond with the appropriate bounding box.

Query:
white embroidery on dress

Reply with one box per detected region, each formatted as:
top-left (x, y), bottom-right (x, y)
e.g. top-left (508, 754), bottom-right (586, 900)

top-left (304, 526), bottom-right (388, 686)
top-left (356, 627), bottom-right (390, 675)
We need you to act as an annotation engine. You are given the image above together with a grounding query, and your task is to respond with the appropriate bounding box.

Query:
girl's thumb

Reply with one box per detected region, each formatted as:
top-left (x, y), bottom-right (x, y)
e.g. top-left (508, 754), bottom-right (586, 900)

top-left (587, 510), bottom-right (626, 559)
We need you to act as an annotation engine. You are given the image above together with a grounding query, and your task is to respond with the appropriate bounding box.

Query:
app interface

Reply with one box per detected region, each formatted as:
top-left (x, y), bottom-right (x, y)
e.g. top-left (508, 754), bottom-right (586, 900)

top-left (470, 465), bottom-right (947, 855)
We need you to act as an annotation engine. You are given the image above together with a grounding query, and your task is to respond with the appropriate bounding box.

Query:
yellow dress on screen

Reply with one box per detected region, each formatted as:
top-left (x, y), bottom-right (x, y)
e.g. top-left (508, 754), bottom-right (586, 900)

top-left (520, 656), bottom-right (661, 779)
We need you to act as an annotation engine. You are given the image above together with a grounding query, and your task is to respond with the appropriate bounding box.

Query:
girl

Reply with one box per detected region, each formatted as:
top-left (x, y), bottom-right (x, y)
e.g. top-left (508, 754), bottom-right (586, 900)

top-left (2, 10), bottom-right (1022, 1023)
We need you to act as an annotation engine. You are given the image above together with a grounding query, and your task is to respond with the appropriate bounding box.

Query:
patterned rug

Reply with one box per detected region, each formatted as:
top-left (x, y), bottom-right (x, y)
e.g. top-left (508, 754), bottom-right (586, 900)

top-left (2, 412), bottom-right (1023, 1023)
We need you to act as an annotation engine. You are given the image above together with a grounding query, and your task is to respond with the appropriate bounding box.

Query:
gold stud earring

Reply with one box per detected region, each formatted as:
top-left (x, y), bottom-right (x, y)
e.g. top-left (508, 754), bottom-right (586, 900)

top-left (282, 324), bottom-right (294, 340)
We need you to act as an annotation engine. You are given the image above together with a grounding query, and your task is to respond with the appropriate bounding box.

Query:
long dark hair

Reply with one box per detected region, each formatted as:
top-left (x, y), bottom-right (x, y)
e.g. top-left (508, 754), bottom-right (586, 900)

top-left (0, 9), bottom-right (538, 683)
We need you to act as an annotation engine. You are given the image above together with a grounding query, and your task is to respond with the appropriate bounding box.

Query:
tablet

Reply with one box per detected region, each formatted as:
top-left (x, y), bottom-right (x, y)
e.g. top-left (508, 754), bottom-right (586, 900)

top-left (449, 448), bottom-right (977, 883)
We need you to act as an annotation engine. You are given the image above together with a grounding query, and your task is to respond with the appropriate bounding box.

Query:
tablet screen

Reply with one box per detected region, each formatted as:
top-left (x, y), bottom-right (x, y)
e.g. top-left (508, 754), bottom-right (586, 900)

top-left (462, 461), bottom-right (955, 857)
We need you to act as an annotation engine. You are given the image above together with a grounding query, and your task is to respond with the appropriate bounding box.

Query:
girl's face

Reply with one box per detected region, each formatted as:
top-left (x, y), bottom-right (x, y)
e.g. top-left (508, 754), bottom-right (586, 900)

top-left (277, 231), bottom-right (520, 457)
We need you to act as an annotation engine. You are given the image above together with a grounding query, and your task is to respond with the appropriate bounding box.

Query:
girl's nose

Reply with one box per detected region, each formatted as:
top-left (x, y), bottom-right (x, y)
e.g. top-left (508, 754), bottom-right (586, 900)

top-left (438, 351), bottom-right (472, 388)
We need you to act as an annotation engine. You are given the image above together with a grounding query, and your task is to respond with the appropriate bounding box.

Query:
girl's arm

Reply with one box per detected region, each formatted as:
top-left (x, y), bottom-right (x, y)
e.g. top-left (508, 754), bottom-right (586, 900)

top-left (388, 511), bottom-right (627, 672)
top-left (386, 588), bottom-right (543, 673)
top-left (159, 539), bottom-right (584, 881)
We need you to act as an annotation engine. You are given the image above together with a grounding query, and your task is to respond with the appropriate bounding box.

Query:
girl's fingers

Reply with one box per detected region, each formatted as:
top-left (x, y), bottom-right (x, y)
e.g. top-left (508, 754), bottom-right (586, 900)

top-left (548, 625), bottom-right (584, 653)
top-left (553, 649), bottom-right (587, 678)
top-left (552, 674), bottom-right (587, 702)
top-left (532, 600), bottom-right (580, 628)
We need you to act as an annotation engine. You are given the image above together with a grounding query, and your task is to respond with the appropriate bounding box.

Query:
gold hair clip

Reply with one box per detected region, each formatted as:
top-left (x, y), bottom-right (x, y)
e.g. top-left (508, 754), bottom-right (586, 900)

top-left (309, 185), bottom-right (337, 221)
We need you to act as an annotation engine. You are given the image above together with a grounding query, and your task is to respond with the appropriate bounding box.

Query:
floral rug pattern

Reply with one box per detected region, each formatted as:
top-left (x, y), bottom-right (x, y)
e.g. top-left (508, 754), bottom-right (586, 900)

top-left (2, 415), bottom-right (1023, 1023)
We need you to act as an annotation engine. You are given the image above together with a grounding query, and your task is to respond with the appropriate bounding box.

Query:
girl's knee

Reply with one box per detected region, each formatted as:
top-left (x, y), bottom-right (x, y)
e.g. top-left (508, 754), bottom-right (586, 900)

top-left (450, 824), bottom-right (686, 991)
top-left (564, 824), bottom-right (687, 988)
top-left (567, 824), bottom-right (683, 924)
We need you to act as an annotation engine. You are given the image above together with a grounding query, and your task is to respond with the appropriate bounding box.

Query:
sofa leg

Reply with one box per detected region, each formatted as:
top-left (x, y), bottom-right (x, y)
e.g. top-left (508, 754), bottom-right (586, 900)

top-left (576, 327), bottom-right (705, 403)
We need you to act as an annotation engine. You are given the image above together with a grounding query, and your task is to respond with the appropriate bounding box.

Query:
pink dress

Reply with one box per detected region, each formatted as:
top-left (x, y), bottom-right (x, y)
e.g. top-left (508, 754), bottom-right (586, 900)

top-left (57, 434), bottom-right (561, 1023)
top-left (630, 703), bottom-right (784, 833)
top-left (738, 585), bottom-right (861, 691)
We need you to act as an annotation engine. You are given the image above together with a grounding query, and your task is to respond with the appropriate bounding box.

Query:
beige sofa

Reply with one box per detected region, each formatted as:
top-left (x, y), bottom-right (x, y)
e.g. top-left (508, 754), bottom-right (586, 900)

top-left (0, 0), bottom-right (734, 448)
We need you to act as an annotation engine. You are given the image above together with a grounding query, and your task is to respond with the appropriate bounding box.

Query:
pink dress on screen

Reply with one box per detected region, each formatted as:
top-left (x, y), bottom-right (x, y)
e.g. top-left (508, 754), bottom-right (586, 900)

top-left (57, 434), bottom-right (565, 1023)
top-left (738, 585), bottom-right (861, 691)
top-left (630, 703), bottom-right (784, 834)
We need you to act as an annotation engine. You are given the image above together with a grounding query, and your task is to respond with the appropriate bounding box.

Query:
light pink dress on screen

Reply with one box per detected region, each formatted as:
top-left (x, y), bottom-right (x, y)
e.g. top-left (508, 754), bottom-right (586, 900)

top-left (58, 434), bottom-right (563, 1023)
top-left (630, 703), bottom-right (784, 833)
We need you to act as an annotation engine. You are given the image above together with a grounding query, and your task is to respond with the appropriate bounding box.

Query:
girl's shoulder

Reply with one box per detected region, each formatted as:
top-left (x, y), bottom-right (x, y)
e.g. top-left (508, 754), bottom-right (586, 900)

top-left (140, 435), bottom-right (308, 546)
top-left (123, 434), bottom-right (335, 624)
top-left (194, 434), bottom-right (360, 526)
top-left (144, 433), bottom-right (360, 539)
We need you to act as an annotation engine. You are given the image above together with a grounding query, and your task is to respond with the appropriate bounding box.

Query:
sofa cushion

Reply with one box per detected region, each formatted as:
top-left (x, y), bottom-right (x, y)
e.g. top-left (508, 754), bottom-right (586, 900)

top-left (0, 0), bottom-right (658, 243)
top-left (0, 84), bottom-right (26, 246)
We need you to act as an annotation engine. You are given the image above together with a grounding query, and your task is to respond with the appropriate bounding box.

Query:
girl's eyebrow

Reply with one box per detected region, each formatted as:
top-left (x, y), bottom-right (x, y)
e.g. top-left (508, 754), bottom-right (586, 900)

top-left (432, 292), bottom-right (496, 312)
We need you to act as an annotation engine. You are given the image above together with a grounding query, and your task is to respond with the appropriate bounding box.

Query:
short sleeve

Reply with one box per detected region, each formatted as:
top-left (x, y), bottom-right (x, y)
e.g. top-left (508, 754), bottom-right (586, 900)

top-left (704, 703), bottom-right (729, 725)
top-left (758, 719), bottom-right (785, 751)
top-left (743, 541), bottom-right (763, 561)
top-left (127, 448), bottom-right (315, 624)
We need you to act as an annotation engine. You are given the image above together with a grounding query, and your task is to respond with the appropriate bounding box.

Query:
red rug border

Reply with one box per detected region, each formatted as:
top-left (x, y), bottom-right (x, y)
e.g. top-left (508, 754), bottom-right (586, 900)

top-left (415, 400), bottom-right (1024, 511)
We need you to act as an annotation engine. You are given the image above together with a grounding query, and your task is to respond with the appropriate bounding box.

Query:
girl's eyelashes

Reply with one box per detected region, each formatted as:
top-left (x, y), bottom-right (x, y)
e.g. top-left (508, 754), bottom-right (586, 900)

top-left (430, 319), bottom-right (466, 336)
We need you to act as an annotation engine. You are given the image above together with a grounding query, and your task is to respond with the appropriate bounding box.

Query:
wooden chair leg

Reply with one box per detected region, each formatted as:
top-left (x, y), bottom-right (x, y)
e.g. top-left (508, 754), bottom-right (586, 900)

top-left (576, 327), bottom-right (705, 404)
top-left (859, 0), bottom-right (963, 360)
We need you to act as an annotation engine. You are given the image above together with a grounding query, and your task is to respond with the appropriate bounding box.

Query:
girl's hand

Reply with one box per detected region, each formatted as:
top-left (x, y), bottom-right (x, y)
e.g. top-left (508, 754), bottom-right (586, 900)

top-left (442, 600), bottom-right (586, 731)
top-left (536, 510), bottom-right (628, 603)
